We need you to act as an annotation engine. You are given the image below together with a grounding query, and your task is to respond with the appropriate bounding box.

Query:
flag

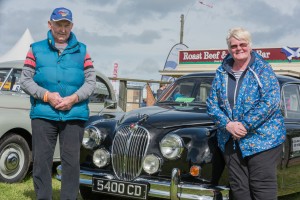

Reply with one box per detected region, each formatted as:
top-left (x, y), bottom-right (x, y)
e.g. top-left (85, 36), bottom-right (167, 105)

top-left (146, 83), bottom-right (156, 106)
top-left (281, 47), bottom-right (300, 61)
top-left (161, 43), bottom-right (188, 82)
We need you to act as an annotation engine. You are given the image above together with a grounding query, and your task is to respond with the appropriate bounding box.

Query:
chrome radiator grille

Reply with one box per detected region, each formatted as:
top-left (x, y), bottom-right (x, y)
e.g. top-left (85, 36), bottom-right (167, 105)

top-left (112, 125), bottom-right (150, 181)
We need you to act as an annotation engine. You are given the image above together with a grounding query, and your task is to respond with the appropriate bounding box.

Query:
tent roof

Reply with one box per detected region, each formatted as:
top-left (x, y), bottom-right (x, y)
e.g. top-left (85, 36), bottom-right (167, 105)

top-left (0, 28), bottom-right (34, 63)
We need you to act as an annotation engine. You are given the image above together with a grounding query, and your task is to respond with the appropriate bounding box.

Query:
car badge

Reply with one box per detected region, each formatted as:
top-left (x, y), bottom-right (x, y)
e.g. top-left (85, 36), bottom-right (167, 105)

top-left (129, 123), bottom-right (138, 131)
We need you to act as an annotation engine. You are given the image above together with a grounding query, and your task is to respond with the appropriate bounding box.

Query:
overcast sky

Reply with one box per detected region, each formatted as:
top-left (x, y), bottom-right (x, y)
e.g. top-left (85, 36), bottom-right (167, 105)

top-left (0, 0), bottom-right (299, 81)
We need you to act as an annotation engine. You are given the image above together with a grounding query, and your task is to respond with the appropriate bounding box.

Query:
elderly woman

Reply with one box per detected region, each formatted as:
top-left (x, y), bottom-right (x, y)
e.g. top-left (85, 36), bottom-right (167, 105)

top-left (206, 27), bottom-right (286, 200)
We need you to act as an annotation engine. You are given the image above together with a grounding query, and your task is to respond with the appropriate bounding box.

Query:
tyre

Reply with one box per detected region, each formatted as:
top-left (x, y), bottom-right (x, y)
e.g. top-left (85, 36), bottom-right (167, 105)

top-left (0, 133), bottom-right (31, 183)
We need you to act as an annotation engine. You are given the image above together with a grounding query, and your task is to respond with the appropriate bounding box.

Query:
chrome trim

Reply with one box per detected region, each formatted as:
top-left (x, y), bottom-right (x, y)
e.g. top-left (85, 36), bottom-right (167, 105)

top-left (170, 168), bottom-right (180, 200)
top-left (162, 122), bottom-right (214, 129)
top-left (56, 165), bottom-right (230, 200)
top-left (112, 125), bottom-right (150, 181)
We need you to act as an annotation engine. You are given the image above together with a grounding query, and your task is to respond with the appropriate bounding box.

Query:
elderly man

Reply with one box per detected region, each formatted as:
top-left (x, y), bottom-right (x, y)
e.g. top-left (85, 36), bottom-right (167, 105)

top-left (20, 7), bottom-right (96, 200)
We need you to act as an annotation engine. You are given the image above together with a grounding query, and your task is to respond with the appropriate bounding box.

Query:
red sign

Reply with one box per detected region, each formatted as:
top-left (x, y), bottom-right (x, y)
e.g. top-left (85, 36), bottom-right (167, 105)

top-left (179, 48), bottom-right (300, 64)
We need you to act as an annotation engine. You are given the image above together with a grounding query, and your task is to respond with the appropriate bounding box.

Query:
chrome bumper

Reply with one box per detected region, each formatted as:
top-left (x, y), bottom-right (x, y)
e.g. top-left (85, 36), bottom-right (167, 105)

top-left (56, 165), bottom-right (230, 200)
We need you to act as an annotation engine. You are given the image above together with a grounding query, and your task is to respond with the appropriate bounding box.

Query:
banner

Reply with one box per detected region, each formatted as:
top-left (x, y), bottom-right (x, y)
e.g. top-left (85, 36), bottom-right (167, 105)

top-left (161, 43), bottom-right (188, 82)
top-left (179, 47), bottom-right (300, 64)
top-left (112, 62), bottom-right (119, 99)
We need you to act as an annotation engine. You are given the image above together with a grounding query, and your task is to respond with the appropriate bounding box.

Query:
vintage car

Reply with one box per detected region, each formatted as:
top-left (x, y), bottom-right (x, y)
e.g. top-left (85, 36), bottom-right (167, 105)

top-left (57, 72), bottom-right (300, 200)
top-left (0, 60), bottom-right (121, 183)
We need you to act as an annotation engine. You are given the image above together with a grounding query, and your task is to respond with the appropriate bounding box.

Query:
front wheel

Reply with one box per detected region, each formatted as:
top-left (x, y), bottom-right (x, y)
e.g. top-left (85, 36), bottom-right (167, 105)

top-left (0, 133), bottom-right (31, 183)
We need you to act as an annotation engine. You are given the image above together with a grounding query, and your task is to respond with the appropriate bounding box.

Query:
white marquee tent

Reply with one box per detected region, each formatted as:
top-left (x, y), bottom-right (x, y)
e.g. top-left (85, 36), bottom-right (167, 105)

top-left (0, 28), bottom-right (34, 63)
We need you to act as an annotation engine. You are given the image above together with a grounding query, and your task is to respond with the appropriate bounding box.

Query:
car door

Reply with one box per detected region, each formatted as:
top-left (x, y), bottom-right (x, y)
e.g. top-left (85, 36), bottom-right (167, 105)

top-left (278, 83), bottom-right (300, 195)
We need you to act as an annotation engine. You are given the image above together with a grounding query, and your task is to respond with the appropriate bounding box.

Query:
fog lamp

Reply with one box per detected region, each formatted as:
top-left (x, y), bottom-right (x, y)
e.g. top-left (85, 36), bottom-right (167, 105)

top-left (142, 154), bottom-right (161, 174)
top-left (93, 149), bottom-right (110, 168)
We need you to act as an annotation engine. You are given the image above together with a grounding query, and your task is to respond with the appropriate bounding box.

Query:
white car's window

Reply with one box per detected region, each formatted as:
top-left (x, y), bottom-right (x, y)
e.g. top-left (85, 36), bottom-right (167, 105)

top-left (0, 68), bottom-right (23, 93)
top-left (0, 69), bottom-right (12, 91)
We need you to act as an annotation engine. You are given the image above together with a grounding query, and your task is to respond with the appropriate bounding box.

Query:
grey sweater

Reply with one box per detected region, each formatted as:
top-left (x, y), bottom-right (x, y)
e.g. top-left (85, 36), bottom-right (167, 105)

top-left (20, 48), bottom-right (96, 102)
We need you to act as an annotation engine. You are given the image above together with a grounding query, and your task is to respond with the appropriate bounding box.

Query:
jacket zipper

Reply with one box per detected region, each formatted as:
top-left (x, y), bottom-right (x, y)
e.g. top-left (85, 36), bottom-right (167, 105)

top-left (232, 73), bottom-right (240, 150)
top-left (233, 77), bottom-right (240, 106)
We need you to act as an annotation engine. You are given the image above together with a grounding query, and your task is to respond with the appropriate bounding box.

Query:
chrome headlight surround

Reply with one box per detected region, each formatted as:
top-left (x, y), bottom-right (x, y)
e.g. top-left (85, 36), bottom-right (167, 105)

top-left (93, 149), bottom-right (111, 168)
top-left (142, 154), bottom-right (161, 174)
top-left (159, 134), bottom-right (184, 160)
top-left (82, 126), bottom-right (103, 149)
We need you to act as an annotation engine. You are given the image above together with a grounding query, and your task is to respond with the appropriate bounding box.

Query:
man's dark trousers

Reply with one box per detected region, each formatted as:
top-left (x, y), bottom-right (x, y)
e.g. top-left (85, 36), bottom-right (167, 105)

top-left (32, 118), bottom-right (85, 200)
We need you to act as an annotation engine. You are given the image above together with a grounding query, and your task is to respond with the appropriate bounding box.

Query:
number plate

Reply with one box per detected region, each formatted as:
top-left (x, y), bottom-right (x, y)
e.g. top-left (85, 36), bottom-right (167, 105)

top-left (92, 177), bottom-right (148, 199)
top-left (292, 137), bottom-right (300, 152)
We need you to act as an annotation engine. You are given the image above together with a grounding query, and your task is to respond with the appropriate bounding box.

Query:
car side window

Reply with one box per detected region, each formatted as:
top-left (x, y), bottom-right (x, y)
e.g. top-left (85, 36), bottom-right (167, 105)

top-left (0, 68), bottom-right (12, 91)
top-left (283, 84), bottom-right (300, 119)
top-left (167, 80), bottom-right (195, 101)
top-left (0, 68), bottom-right (24, 93)
top-left (196, 79), bottom-right (212, 103)
top-left (161, 77), bottom-right (213, 103)
top-left (89, 76), bottom-right (112, 103)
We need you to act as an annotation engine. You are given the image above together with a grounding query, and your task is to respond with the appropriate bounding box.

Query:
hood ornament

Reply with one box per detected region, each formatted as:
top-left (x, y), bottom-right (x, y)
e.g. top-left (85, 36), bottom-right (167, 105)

top-left (137, 114), bottom-right (149, 125)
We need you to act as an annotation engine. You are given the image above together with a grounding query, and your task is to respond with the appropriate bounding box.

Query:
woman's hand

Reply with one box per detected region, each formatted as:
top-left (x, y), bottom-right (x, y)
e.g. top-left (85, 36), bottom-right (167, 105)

top-left (226, 121), bottom-right (247, 140)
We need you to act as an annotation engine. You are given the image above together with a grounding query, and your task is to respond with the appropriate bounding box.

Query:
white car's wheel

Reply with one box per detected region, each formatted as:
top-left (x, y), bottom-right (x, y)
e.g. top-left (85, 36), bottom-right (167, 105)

top-left (0, 133), bottom-right (30, 183)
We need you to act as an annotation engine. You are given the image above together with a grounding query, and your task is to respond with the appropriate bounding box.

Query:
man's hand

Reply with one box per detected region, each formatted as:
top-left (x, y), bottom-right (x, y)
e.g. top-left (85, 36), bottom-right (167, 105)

top-left (226, 121), bottom-right (247, 140)
top-left (55, 94), bottom-right (79, 111)
top-left (47, 92), bottom-right (63, 107)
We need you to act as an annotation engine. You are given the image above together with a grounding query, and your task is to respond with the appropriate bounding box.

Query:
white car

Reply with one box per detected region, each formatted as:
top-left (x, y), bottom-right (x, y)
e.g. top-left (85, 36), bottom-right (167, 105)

top-left (0, 60), bottom-right (121, 183)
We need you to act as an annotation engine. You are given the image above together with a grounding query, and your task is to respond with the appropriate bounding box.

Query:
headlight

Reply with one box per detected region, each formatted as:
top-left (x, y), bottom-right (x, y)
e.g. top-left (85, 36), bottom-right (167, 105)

top-left (159, 134), bottom-right (184, 160)
top-left (82, 126), bottom-right (103, 149)
top-left (142, 154), bottom-right (161, 174)
top-left (93, 149), bottom-right (110, 168)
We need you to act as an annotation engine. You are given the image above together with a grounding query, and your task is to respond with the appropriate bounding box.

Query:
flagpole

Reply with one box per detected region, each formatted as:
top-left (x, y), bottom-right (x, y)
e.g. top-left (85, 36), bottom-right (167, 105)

top-left (180, 14), bottom-right (184, 44)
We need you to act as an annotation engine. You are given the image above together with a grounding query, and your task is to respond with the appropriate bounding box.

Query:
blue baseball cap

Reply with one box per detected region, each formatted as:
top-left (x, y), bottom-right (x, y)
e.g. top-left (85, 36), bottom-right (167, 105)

top-left (50, 7), bottom-right (72, 22)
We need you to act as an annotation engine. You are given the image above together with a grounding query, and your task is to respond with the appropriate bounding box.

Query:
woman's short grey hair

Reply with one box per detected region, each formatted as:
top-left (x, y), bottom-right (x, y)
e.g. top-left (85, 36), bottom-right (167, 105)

top-left (226, 27), bottom-right (252, 48)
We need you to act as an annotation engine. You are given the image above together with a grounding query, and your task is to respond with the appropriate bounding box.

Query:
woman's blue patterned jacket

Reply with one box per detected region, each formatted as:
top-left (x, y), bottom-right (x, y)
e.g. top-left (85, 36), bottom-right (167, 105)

top-left (206, 51), bottom-right (286, 157)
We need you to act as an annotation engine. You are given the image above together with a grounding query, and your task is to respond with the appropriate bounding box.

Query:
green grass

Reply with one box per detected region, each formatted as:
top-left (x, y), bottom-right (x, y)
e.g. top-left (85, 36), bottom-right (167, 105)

top-left (279, 193), bottom-right (300, 200)
top-left (0, 173), bottom-right (84, 200)
top-left (0, 175), bottom-right (62, 200)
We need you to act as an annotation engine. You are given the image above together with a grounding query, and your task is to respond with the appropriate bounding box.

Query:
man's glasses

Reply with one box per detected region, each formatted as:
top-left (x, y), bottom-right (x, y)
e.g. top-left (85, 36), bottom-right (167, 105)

top-left (230, 43), bottom-right (248, 50)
